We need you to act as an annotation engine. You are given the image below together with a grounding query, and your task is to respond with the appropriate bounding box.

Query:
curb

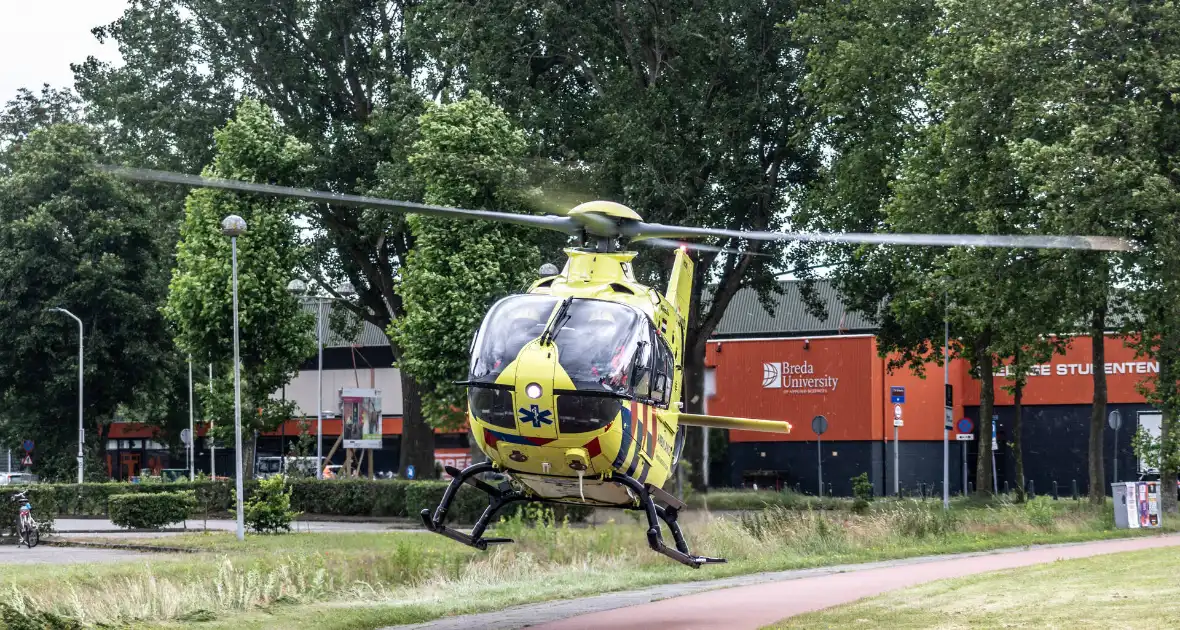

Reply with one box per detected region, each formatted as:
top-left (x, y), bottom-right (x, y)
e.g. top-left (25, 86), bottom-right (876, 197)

top-left (43, 538), bottom-right (196, 553)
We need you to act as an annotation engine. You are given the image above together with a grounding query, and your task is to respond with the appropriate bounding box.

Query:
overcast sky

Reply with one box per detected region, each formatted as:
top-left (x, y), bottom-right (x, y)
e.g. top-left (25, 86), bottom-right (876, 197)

top-left (1, 0), bottom-right (126, 103)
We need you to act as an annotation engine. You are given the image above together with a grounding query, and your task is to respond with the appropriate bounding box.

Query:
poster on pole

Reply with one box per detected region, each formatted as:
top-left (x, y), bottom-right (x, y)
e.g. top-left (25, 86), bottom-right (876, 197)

top-left (340, 388), bottom-right (382, 448)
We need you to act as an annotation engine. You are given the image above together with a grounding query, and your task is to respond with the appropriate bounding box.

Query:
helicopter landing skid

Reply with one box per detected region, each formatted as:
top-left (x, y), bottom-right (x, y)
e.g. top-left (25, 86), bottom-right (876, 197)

top-left (420, 462), bottom-right (525, 550)
top-left (421, 462), bottom-right (725, 567)
top-left (614, 473), bottom-right (726, 569)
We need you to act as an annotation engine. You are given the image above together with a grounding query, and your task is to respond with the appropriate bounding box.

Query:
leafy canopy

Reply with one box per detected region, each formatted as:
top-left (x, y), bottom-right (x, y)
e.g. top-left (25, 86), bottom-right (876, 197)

top-left (389, 93), bottom-right (542, 426)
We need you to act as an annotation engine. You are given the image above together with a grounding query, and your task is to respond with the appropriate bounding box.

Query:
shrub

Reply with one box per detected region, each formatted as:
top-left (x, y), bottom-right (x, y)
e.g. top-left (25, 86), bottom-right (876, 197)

top-left (242, 475), bottom-right (300, 533)
top-left (851, 472), bottom-right (874, 513)
top-left (1024, 495), bottom-right (1056, 529)
top-left (108, 491), bottom-right (196, 529)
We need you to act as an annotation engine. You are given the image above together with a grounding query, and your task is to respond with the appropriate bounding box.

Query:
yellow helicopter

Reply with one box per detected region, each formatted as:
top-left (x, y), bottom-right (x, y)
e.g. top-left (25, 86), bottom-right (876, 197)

top-left (105, 166), bottom-right (1131, 567)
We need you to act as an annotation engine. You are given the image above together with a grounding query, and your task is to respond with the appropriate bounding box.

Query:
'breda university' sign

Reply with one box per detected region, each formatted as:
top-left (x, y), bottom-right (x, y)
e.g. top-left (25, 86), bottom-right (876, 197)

top-left (762, 360), bottom-right (839, 394)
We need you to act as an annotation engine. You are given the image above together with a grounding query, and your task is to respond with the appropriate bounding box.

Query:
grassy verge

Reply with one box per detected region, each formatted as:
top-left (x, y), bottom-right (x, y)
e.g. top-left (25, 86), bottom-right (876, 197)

top-left (3, 497), bottom-right (1171, 629)
top-left (768, 543), bottom-right (1180, 629)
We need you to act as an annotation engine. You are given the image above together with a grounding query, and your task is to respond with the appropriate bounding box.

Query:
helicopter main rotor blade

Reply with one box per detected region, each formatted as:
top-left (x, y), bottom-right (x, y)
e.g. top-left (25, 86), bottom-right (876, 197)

top-left (101, 166), bottom-right (585, 236)
top-left (625, 223), bottom-right (1133, 252)
top-left (635, 237), bottom-right (773, 257)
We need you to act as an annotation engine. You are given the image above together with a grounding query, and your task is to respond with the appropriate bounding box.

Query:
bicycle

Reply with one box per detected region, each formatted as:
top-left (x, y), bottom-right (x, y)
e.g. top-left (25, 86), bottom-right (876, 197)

top-left (11, 491), bottom-right (38, 548)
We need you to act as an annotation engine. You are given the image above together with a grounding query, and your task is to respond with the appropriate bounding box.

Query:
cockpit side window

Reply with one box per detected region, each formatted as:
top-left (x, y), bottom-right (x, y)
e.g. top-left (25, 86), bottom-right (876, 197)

top-left (632, 327), bottom-right (654, 400)
top-left (650, 331), bottom-right (674, 406)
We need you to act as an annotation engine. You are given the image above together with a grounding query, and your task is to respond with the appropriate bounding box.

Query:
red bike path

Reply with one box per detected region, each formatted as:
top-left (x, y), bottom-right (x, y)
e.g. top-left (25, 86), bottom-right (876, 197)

top-left (532, 534), bottom-right (1180, 630)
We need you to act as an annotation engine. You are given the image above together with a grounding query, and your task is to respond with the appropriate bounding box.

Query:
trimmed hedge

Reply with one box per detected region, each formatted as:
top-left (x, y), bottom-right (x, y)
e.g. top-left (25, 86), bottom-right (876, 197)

top-left (18, 478), bottom-right (592, 524)
top-left (109, 491), bottom-right (196, 529)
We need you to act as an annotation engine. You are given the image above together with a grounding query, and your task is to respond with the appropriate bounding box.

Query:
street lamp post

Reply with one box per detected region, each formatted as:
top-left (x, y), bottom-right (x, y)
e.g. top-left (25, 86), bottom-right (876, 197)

top-left (188, 356), bottom-right (195, 481)
top-left (49, 307), bottom-right (84, 484)
top-left (222, 215), bottom-right (247, 542)
top-left (288, 279), bottom-right (328, 480)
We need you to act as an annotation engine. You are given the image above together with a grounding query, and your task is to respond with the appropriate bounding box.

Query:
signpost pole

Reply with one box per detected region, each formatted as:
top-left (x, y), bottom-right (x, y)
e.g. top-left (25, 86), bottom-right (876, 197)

top-left (812, 415), bottom-right (828, 497)
top-left (894, 424), bottom-right (900, 496)
top-left (817, 435), bottom-right (822, 496)
top-left (962, 442), bottom-right (968, 495)
top-left (1109, 410), bottom-right (1122, 483)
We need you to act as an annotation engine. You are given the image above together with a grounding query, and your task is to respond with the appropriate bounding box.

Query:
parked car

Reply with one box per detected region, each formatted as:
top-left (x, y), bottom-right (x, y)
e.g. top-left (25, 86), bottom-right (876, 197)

top-left (0, 473), bottom-right (38, 486)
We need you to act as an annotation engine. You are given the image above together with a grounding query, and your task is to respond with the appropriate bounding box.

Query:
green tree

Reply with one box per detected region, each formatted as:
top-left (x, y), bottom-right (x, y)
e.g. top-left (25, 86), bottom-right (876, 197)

top-left (164, 99), bottom-right (315, 477)
top-left (73, 1), bottom-right (448, 476)
top-left (388, 93), bottom-right (542, 430)
top-left (0, 85), bottom-right (81, 169)
top-left (415, 0), bottom-right (814, 490)
top-left (0, 124), bottom-right (173, 480)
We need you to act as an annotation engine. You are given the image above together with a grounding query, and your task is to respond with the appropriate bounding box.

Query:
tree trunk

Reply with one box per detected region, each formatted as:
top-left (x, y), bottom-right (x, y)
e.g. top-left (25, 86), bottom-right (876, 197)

top-left (398, 371), bottom-right (436, 479)
top-left (1088, 306), bottom-right (1108, 504)
top-left (1160, 335), bottom-right (1178, 515)
top-left (975, 334), bottom-right (995, 497)
top-left (1013, 374), bottom-right (1026, 502)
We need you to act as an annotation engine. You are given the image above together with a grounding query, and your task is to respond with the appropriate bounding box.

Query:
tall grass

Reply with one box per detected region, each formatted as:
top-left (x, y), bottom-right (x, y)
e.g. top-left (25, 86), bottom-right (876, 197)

top-left (0, 500), bottom-right (1124, 627)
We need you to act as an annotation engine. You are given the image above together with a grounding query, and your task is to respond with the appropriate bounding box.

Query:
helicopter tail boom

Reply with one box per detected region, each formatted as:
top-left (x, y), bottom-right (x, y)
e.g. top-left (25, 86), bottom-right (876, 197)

top-left (677, 413), bottom-right (792, 434)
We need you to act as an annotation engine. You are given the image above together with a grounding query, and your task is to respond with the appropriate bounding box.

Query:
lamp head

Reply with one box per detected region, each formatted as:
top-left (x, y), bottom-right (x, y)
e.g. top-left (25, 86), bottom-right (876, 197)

top-left (221, 215), bottom-right (247, 237)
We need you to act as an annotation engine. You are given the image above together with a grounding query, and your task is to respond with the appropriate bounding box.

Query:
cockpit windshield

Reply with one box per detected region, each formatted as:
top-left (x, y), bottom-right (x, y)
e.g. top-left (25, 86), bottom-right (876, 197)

top-left (467, 295), bottom-right (645, 396)
top-left (469, 295), bottom-right (558, 383)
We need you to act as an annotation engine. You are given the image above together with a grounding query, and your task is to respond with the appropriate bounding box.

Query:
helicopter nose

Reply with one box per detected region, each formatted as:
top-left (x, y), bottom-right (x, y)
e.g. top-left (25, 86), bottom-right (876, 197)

top-left (512, 343), bottom-right (559, 440)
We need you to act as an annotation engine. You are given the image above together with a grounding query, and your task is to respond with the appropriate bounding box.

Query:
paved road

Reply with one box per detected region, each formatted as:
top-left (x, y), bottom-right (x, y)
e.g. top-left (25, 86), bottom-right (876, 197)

top-left (0, 544), bottom-right (148, 564)
top-left (54, 518), bottom-right (410, 535)
top-left (385, 534), bottom-right (1180, 630)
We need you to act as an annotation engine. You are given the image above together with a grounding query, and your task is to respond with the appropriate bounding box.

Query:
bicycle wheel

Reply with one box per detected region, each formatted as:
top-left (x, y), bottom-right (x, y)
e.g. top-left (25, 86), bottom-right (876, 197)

top-left (24, 519), bottom-right (38, 548)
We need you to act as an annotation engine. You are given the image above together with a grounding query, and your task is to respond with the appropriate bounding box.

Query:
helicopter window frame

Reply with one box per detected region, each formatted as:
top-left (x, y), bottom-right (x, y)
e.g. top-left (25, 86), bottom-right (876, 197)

top-left (632, 323), bottom-right (673, 408)
top-left (649, 330), bottom-right (674, 407)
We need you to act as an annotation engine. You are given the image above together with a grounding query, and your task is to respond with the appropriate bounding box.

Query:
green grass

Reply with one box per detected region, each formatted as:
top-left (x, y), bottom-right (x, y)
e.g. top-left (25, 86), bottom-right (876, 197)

top-left (768, 544), bottom-right (1180, 629)
top-left (4, 499), bottom-right (1171, 630)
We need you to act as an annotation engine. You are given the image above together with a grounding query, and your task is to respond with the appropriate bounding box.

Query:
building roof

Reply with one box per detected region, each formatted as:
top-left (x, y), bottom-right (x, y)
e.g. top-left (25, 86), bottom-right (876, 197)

top-left (711, 279), bottom-right (874, 338)
top-left (299, 299), bottom-right (391, 348)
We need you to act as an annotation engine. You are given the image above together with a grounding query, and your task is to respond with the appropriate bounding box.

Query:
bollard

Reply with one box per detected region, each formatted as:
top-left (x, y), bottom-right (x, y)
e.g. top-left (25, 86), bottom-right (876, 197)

top-left (828, 482), bottom-right (833, 497)
top-left (1028, 479), bottom-right (1035, 499)
top-left (968, 481), bottom-right (974, 494)
top-left (1004, 481), bottom-right (1009, 494)
top-left (1052, 480), bottom-right (1059, 500)
top-left (1072, 479), bottom-right (1079, 501)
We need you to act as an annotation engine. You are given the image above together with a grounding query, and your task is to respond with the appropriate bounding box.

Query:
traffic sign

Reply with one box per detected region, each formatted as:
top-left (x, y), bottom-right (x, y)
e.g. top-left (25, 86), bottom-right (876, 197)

top-left (945, 384), bottom-right (953, 407)
top-left (180, 429), bottom-right (192, 446)
top-left (894, 418), bottom-right (904, 427)
top-left (890, 386), bottom-right (906, 404)
top-left (956, 433), bottom-right (975, 441)
top-left (21, 454), bottom-right (31, 466)
top-left (894, 404), bottom-right (903, 420)
top-left (811, 415), bottom-right (828, 436)
top-left (21, 440), bottom-right (33, 453)
top-left (406, 464), bottom-right (416, 480)
top-left (957, 418), bottom-right (974, 434)
top-left (1108, 410), bottom-right (1123, 431)
top-left (944, 408), bottom-right (954, 430)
